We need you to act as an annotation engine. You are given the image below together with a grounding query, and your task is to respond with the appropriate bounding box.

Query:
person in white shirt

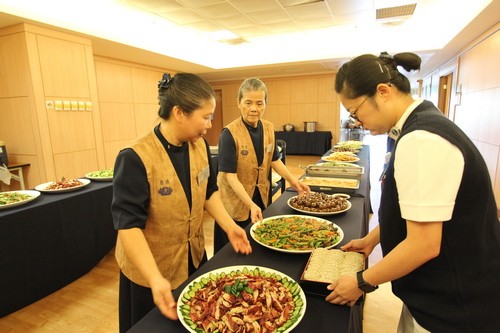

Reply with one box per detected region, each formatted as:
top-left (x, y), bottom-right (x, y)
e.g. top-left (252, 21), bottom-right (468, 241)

top-left (326, 52), bottom-right (500, 333)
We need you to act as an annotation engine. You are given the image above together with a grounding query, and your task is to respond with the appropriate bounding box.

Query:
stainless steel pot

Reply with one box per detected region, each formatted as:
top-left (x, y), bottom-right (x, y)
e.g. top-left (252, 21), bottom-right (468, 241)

top-left (283, 123), bottom-right (295, 132)
top-left (304, 121), bottom-right (317, 132)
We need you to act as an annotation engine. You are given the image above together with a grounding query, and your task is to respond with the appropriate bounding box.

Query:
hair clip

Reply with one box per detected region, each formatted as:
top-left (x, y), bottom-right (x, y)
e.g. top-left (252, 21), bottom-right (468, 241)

top-left (379, 51), bottom-right (393, 60)
top-left (158, 73), bottom-right (172, 89)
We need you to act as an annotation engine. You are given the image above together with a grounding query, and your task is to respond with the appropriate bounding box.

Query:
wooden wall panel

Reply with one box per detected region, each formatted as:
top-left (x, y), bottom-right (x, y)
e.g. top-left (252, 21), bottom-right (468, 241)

top-left (290, 103), bottom-right (318, 131)
top-left (459, 42), bottom-right (486, 94)
top-left (454, 26), bottom-right (500, 207)
top-left (478, 87), bottom-right (500, 146)
top-left (103, 140), bottom-right (133, 169)
top-left (267, 80), bottom-right (291, 104)
top-left (53, 150), bottom-right (98, 180)
top-left (318, 77), bottom-right (335, 103)
top-left (483, 30), bottom-right (500, 90)
top-left (94, 57), bottom-right (174, 168)
top-left (46, 108), bottom-right (96, 153)
top-left (317, 102), bottom-right (337, 133)
top-left (131, 68), bottom-right (162, 104)
top-left (95, 61), bottom-right (133, 103)
top-left (265, 104), bottom-right (291, 130)
top-left (474, 141), bottom-right (499, 189)
top-left (290, 78), bottom-right (319, 104)
top-left (24, 30), bottom-right (56, 182)
top-left (0, 34), bottom-right (29, 97)
top-left (37, 36), bottom-right (90, 98)
top-left (99, 102), bottom-right (137, 142)
top-left (453, 92), bottom-right (481, 140)
top-left (0, 98), bottom-right (37, 155)
top-left (134, 103), bottom-right (160, 138)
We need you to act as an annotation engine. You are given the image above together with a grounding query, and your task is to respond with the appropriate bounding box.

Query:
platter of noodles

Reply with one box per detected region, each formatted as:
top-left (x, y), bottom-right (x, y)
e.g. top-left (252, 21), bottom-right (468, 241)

top-left (177, 265), bottom-right (306, 333)
top-left (250, 214), bottom-right (343, 254)
top-left (35, 178), bottom-right (90, 193)
top-left (315, 161), bottom-right (361, 168)
top-left (335, 140), bottom-right (364, 150)
top-left (321, 152), bottom-right (359, 163)
top-left (287, 192), bottom-right (351, 216)
top-left (0, 190), bottom-right (41, 210)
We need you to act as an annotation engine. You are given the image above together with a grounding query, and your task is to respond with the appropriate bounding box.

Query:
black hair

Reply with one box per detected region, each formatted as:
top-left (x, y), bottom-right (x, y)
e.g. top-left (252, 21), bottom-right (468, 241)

top-left (335, 52), bottom-right (421, 99)
top-left (238, 77), bottom-right (268, 103)
top-left (158, 73), bottom-right (215, 119)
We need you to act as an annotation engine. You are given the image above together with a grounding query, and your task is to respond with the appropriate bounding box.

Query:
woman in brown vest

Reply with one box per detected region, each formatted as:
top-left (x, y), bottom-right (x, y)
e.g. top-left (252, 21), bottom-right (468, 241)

top-left (215, 77), bottom-right (310, 253)
top-left (111, 73), bottom-right (252, 332)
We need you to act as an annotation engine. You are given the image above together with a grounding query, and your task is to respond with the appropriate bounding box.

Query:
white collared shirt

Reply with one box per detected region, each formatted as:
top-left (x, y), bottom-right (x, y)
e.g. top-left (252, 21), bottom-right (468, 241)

top-left (392, 100), bottom-right (464, 222)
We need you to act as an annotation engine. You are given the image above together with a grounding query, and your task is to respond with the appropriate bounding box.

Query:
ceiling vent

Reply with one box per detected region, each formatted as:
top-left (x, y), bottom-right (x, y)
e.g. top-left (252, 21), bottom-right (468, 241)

top-left (376, 3), bottom-right (417, 20)
top-left (218, 37), bottom-right (247, 45)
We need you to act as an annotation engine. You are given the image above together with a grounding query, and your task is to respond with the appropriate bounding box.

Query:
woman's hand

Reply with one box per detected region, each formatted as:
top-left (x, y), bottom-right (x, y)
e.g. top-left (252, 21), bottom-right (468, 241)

top-left (250, 203), bottom-right (263, 223)
top-left (227, 226), bottom-right (252, 254)
top-left (325, 275), bottom-right (363, 306)
top-left (291, 180), bottom-right (311, 196)
top-left (150, 277), bottom-right (178, 320)
top-left (341, 237), bottom-right (376, 257)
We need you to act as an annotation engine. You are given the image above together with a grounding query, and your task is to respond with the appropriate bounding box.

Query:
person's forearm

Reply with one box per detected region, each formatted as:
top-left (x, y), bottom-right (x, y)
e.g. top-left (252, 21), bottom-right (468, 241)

top-left (223, 172), bottom-right (256, 209)
top-left (118, 228), bottom-right (164, 285)
top-left (271, 160), bottom-right (297, 185)
top-left (363, 221), bottom-right (442, 286)
top-left (205, 191), bottom-right (239, 233)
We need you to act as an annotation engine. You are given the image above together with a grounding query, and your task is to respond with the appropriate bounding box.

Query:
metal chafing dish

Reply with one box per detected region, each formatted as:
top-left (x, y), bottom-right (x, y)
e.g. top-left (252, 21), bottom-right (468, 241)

top-left (304, 164), bottom-right (364, 180)
top-left (299, 175), bottom-right (360, 194)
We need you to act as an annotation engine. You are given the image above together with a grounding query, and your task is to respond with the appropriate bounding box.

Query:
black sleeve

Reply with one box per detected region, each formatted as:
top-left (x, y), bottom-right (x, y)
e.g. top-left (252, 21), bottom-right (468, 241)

top-left (217, 128), bottom-right (237, 173)
top-left (271, 141), bottom-right (280, 161)
top-left (111, 148), bottom-right (149, 230)
top-left (204, 139), bottom-right (219, 199)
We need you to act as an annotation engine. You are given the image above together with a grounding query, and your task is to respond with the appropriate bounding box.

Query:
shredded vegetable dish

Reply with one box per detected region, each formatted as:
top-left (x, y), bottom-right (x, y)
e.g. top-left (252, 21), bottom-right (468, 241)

top-left (0, 192), bottom-right (33, 205)
top-left (87, 169), bottom-right (113, 178)
top-left (253, 216), bottom-right (340, 251)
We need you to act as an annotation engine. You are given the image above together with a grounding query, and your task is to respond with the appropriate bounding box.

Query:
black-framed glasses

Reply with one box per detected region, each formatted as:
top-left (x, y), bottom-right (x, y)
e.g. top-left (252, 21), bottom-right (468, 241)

top-left (349, 97), bottom-right (368, 122)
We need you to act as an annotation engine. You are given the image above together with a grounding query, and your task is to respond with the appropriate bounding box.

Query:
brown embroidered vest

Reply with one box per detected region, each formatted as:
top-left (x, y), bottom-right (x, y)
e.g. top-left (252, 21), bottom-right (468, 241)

top-left (218, 118), bottom-right (275, 221)
top-left (115, 131), bottom-right (208, 288)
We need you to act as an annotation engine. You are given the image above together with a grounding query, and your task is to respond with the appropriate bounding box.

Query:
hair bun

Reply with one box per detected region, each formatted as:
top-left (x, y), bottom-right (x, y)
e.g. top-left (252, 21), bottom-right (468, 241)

top-left (379, 52), bottom-right (421, 72)
top-left (393, 52), bottom-right (421, 72)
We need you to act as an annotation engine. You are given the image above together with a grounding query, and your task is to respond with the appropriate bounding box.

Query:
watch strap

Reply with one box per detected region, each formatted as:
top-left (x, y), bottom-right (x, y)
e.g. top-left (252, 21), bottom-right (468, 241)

top-left (357, 270), bottom-right (378, 293)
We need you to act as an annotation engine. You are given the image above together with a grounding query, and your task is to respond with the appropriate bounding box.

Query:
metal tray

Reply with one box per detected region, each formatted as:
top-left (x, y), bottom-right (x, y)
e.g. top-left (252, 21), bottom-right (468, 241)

top-left (300, 175), bottom-right (360, 194)
top-left (305, 164), bottom-right (364, 180)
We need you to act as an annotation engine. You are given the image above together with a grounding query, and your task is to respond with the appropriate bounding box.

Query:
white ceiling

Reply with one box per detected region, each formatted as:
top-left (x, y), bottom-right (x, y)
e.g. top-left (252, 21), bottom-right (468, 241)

top-left (0, 0), bottom-right (499, 82)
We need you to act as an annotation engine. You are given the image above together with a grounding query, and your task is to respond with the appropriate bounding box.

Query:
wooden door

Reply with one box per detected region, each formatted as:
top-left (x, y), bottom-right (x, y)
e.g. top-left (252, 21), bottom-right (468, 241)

top-left (438, 73), bottom-right (453, 116)
top-left (204, 89), bottom-right (223, 146)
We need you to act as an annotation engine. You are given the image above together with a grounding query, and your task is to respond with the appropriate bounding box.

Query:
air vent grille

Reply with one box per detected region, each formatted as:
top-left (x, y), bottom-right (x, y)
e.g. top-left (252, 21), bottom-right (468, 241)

top-left (376, 3), bottom-right (417, 19)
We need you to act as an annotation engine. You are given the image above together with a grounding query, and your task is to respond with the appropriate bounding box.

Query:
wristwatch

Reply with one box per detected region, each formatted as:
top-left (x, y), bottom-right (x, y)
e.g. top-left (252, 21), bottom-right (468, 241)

top-left (357, 270), bottom-right (378, 293)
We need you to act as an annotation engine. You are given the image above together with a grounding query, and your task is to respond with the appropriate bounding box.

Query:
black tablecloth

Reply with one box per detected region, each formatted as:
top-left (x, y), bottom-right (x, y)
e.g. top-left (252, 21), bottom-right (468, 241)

top-left (275, 131), bottom-right (333, 155)
top-left (128, 189), bottom-right (370, 333)
top-left (0, 181), bottom-right (116, 317)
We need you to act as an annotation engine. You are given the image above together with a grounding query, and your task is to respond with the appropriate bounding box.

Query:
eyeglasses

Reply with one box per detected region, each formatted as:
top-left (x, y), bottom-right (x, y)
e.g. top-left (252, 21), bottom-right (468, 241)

top-left (348, 97), bottom-right (368, 122)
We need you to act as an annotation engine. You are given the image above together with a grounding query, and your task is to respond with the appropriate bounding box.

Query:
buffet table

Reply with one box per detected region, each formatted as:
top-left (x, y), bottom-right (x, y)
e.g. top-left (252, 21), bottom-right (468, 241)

top-left (0, 181), bottom-right (116, 317)
top-left (275, 131), bottom-right (332, 155)
top-left (129, 144), bottom-right (372, 332)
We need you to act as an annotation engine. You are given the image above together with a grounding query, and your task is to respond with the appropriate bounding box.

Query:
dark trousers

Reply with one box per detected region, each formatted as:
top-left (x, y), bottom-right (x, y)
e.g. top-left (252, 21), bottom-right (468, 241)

top-left (213, 188), bottom-right (265, 254)
top-left (118, 249), bottom-right (208, 333)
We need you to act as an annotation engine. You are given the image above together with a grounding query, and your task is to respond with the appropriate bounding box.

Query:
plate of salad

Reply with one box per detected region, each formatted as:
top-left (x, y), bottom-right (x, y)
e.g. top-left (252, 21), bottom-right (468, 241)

top-left (250, 214), bottom-right (344, 253)
top-left (85, 169), bottom-right (113, 181)
top-left (0, 190), bottom-right (41, 210)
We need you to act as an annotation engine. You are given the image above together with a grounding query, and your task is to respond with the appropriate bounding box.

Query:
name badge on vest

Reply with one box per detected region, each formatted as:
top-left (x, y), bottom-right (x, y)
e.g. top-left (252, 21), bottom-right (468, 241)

top-left (197, 165), bottom-right (210, 185)
top-left (266, 143), bottom-right (273, 154)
